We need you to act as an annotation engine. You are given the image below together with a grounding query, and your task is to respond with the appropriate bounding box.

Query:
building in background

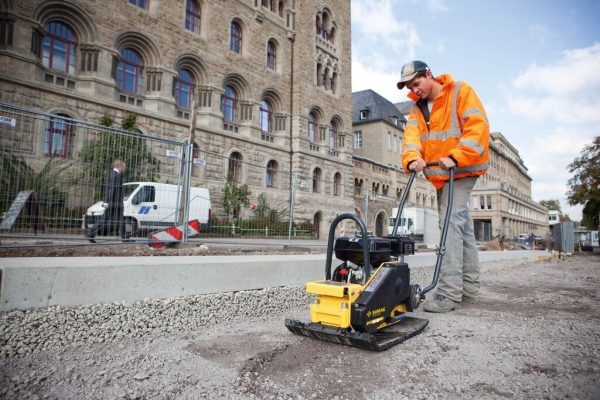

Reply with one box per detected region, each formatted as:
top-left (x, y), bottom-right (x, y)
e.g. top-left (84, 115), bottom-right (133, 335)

top-left (0, 0), bottom-right (353, 238)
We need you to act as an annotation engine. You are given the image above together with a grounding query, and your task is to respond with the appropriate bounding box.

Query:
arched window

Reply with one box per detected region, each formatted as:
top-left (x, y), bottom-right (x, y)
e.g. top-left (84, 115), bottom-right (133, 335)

top-left (175, 68), bottom-right (194, 109)
top-left (267, 41), bottom-right (276, 70)
top-left (43, 21), bottom-right (77, 74)
top-left (230, 21), bottom-right (242, 53)
top-left (312, 168), bottom-right (321, 193)
top-left (228, 152), bottom-right (243, 183)
top-left (329, 121), bottom-right (338, 148)
top-left (266, 160), bottom-right (278, 188)
top-left (308, 112), bottom-right (317, 142)
top-left (331, 72), bottom-right (338, 94)
top-left (316, 62), bottom-right (323, 86)
top-left (221, 85), bottom-right (238, 122)
top-left (333, 172), bottom-right (342, 196)
top-left (260, 100), bottom-right (272, 132)
top-left (44, 114), bottom-right (75, 158)
top-left (117, 48), bottom-right (143, 95)
top-left (185, 0), bottom-right (201, 33)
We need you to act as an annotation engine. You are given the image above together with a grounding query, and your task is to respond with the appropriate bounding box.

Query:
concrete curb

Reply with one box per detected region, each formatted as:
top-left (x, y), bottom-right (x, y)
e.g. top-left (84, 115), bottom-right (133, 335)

top-left (0, 250), bottom-right (548, 311)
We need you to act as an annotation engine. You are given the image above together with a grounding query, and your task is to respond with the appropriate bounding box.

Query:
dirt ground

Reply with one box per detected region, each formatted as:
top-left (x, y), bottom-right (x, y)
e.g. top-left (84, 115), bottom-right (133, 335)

top-left (0, 241), bottom-right (323, 258)
top-left (1, 252), bottom-right (599, 399)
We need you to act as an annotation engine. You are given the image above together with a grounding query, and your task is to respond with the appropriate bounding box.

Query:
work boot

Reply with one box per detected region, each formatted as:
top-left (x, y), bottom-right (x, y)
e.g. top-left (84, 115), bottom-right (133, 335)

top-left (462, 295), bottom-right (478, 304)
top-left (423, 294), bottom-right (459, 313)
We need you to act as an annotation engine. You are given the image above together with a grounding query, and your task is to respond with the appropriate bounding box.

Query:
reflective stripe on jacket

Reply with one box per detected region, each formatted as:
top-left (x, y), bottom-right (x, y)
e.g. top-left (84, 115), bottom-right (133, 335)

top-left (401, 74), bottom-right (490, 189)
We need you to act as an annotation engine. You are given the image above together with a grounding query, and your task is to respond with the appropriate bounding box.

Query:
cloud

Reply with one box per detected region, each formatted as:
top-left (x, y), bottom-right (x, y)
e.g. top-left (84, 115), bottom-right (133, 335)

top-left (351, 0), bottom-right (421, 70)
top-left (352, 58), bottom-right (406, 103)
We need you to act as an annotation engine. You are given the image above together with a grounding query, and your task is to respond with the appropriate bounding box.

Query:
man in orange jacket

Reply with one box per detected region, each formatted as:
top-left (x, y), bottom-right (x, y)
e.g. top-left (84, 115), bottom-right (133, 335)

top-left (398, 60), bottom-right (490, 313)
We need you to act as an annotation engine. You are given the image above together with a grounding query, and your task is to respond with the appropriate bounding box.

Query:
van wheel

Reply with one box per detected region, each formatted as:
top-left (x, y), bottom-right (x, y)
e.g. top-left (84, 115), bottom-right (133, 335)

top-left (124, 218), bottom-right (138, 236)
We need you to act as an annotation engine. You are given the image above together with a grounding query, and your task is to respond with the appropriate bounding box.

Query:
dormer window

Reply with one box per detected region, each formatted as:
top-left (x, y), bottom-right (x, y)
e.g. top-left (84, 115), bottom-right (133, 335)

top-left (391, 116), bottom-right (398, 125)
top-left (360, 110), bottom-right (369, 120)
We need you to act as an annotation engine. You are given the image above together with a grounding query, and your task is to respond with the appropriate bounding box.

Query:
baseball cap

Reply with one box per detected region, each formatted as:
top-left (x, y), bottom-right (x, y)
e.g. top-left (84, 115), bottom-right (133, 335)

top-left (396, 60), bottom-right (430, 89)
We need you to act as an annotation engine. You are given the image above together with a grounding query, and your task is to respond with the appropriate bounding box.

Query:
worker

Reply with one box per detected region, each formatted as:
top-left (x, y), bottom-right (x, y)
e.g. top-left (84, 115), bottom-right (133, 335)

top-left (398, 60), bottom-right (490, 313)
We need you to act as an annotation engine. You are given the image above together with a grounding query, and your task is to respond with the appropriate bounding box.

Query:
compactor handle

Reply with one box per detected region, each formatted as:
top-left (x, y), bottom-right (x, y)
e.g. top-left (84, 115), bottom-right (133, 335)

top-left (422, 166), bottom-right (454, 295)
top-left (325, 213), bottom-right (371, 282)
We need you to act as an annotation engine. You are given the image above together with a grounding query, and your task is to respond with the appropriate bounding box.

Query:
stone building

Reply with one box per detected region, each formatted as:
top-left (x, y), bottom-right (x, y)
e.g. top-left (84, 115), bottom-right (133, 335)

top-left (0, 0), bottom-right (354, 238)
top-left (470, 132), bottom-right (548, 241)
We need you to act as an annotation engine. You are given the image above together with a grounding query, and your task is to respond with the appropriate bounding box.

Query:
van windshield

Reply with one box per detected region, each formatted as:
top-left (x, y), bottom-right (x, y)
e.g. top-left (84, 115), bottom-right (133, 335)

top-left (123, 184), bottom-right (138, 201)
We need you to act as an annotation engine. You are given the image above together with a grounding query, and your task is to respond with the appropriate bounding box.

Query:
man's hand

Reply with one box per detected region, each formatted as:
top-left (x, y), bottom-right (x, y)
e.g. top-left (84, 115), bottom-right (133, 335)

top-left (439, 157), bottom-right (456, 170)
top-left (408, 158), bottom-right (427, 172)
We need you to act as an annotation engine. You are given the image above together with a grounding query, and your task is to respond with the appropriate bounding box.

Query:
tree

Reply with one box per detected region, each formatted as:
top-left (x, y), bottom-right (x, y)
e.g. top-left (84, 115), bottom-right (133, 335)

top-left (79, 113), bottom-right (160, 198)
top-left (539, 199), bottom-right (561, 213)
top-left (221, 177), bottom-right (250, 219)
top-left (253, 193), bottom-right (287, 222)
top-left (0, 149), bottom-right (74, 218)
top-left (567, 136), bottom-right (600, 229)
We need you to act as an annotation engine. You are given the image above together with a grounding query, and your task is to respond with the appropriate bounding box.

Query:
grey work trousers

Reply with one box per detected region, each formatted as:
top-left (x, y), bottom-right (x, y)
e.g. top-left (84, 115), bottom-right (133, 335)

top-left (436, 176), bottom-right (480, 302)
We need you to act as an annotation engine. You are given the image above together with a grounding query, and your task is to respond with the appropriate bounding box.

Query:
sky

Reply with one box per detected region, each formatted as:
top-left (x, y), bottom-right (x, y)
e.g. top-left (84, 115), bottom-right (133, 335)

top-left (351, 0), bottom-right (600, 221)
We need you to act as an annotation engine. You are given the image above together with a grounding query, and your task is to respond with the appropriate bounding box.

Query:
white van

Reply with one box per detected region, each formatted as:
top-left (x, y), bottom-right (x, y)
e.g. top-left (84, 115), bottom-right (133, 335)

top-left (83, 182), bottom-right (211, 235)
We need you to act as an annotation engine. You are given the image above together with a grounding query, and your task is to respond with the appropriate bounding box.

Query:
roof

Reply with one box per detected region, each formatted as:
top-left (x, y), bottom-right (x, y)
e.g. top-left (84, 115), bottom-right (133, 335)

top-left (394, 101), bottom-right (413, 116)
top-left (352, 89), bottom-right (406, 127)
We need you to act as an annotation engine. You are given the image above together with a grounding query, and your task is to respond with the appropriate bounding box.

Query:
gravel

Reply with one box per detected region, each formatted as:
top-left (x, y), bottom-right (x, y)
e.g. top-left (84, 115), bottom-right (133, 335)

top-left (1, 252), bottom-right (599, 399)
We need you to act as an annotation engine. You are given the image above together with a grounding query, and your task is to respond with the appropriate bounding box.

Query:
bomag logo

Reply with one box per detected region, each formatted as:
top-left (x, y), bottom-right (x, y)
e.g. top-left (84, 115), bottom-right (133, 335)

top-left (368, 307), bottom-right (385, 317)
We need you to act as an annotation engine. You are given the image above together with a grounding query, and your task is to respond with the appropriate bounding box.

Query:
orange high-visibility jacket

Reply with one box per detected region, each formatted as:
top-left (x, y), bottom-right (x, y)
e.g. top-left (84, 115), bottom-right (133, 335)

top-left (401, 74), bottom-right (490, 189)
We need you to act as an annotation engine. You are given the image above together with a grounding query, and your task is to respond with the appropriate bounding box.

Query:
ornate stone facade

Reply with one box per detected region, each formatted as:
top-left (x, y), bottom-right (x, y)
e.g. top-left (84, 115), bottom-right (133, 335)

top-left (0, 0), bottom-right (354, 238)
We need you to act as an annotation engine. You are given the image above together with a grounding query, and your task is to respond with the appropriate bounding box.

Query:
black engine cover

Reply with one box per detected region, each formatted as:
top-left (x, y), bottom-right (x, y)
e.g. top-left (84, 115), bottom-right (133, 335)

top-left (351, 262), bottom-right (411, 333)
top-left (334, 236), bottom-right (391, 266)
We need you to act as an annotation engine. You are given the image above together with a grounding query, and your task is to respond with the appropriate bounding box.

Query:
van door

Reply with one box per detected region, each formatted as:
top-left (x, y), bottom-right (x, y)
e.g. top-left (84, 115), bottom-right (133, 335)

top-left (131, 185), bottom-right (157, 229)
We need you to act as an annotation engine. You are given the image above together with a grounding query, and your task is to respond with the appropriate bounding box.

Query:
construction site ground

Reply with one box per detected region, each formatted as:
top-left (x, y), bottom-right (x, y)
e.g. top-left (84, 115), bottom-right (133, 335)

top-left (1, 249), bottom-right (599, 399)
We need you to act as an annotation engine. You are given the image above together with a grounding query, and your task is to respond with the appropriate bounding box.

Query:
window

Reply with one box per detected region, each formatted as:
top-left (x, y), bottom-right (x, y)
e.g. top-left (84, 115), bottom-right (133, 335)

top-left (44, 114), bottom-right (75, 158)
top-left (308, 112), bottom-right (317, 142)
top-left (487, 195), bottom-right (492, 210)
top-left (331, 72), bottom-right (337, 94)
top-left (128, 0), bottom-right (148, 9)
top-left (312, 168), bottom-right (321, 193)
top-left (316, 62), bottom-right (323, 86)
top-left (185, 0), bottom-right (201, 33)
top-left (329, 121), bottom-right (338, 149)
top-left (267, 41), bottom-right (276, 70)
top-left (175, 68), bottom-right (194, 109)
top-left (117, 48), bottom-right (143, 95)
top-left (391, 116), bottom-right (398, 126)
top-left (260, 100), bottom-right (272, 132)
top-left (354, 131), bottom-right (362, 148)
top-left (333, 173), bottom-right (341, 196)
top-left (230, 21), bottom-right (242, 53)
top-left (278, 1), bottom-right (284, 17)
top-left (133, 185), bottom-right (155, 203)
top-left (42, 22), bottom-right (77, 74)
top-left (221, 85), bottom-right (237, 122)
top-left (471, 195), bottom-right (479, 210)
top-left (266, 160), bottom-right (278, 188)
top-left (480, 195), bottom-right (485, 210)
top-left (228, 152), bottom-right (242, 183)
top-left (360, 110), bottom-right (368, 120)
top-left (388, 132), bottom-right (392, 150)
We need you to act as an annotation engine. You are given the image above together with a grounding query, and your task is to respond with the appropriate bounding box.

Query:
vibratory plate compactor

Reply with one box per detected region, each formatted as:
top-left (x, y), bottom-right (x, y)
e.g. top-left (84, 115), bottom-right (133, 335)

top-left (285, 164), bottom-right (454, 351)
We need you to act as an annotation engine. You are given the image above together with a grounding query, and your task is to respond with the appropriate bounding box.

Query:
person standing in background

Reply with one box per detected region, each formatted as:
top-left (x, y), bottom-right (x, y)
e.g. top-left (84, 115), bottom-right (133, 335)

top-left (86, 160), bottom-right (130, 242)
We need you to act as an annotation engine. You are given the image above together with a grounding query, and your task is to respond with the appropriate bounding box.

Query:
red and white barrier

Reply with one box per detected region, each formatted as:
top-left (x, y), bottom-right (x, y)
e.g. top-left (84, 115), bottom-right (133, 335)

top-left (148, 219), bottom-right (201, 248)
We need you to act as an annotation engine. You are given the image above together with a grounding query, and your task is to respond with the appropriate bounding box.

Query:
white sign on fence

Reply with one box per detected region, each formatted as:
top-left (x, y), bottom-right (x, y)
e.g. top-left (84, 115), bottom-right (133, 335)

top-left (193, 158), bottom-right (206, 166)
top-left (0, 116), bottom-right (16, 127)
top-left (166, 150), bottom-right (180, 158)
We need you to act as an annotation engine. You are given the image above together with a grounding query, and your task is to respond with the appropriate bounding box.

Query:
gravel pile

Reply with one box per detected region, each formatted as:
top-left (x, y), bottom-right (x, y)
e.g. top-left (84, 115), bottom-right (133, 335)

top-left (0, 286), bottom-right (312, 359)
